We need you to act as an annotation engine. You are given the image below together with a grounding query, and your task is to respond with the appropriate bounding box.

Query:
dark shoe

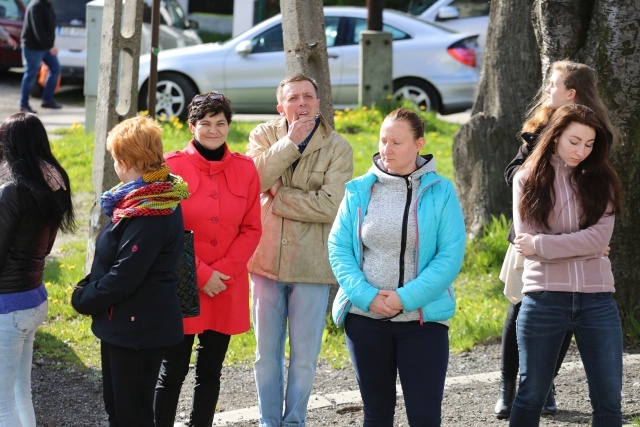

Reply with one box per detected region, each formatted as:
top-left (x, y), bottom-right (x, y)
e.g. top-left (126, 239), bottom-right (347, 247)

top-left (542, 383), bottom-right (557, 415)
top-left (20, 106), bottom-right (37, 114)
top-left (41, 101), bottom-right (62, 109)
top-left (494, 377), bottom-right (516, 419)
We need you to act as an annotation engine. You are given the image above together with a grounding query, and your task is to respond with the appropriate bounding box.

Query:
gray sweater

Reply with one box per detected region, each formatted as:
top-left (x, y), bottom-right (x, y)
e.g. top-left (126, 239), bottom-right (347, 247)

top-left (349, 154), bottom-right (437, 322)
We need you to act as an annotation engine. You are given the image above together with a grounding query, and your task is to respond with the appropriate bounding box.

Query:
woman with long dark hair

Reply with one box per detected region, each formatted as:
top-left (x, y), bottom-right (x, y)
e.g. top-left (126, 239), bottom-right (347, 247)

top-left (495, 60), bottom-right (618, 418)
top-left (509, 104), bottom-right (623, 427)
top-left (0, 112), bottom-right (75, 426)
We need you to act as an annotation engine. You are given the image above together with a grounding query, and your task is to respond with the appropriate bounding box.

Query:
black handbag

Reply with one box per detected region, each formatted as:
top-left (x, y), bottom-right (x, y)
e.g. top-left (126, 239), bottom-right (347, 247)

top-left (176, 230), bottom-right (200, 318)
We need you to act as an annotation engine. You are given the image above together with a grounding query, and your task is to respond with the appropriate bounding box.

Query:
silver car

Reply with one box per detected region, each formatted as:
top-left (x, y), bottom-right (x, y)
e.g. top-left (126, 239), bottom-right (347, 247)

top-left (138, 6), bottom-right (479, 120)
top-left (410, 0), bottom-right (489, 55)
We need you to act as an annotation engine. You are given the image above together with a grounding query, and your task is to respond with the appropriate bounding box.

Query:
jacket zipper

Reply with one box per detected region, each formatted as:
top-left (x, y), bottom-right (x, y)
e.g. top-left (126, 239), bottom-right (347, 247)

top-left (398, 176), bottom-right (412, 289)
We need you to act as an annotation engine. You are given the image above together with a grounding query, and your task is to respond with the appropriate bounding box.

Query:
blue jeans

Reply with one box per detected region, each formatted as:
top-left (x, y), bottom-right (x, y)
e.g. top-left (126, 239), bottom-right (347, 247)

top-left (20, 47), bottom-right (61, 108)
top-left (510, 292), bottom-right (622, 427)
top-left (0, 301), bottom-right (48, 427)
top-left (345, 314), bottom-right (449, 427)
top-left (251, 274), bottom-right (330, 427)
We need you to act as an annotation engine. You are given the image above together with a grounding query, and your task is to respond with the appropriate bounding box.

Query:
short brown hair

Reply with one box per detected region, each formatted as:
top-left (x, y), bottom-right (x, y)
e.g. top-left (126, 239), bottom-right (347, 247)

top-left (187, 91), bottom-right (233, 125)
top-left (107, 116), bottom-right (164, 174)
top-left (276, 73), bottom-right (319, 104)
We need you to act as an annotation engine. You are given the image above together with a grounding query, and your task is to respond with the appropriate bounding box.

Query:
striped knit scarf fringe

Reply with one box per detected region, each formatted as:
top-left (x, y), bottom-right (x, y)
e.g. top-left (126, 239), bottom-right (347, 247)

top-left (101, 165), bottom-right (189, 223)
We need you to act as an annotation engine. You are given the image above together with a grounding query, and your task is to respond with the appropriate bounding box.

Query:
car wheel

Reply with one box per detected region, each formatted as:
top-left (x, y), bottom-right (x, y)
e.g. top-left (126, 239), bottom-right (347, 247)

top-left (393, 78), bottom-right (440, 113)
top-left (140, 72), bottom-right (197, 122)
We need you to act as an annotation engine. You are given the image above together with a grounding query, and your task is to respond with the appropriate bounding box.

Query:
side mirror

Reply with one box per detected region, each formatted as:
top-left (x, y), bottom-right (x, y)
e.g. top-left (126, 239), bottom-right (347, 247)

top-left (235, 40), bottom-right (252, 57)
top-left (436, 6), bottom-right (460, 21)
top-left (188, 19), bottom-right (199, 30)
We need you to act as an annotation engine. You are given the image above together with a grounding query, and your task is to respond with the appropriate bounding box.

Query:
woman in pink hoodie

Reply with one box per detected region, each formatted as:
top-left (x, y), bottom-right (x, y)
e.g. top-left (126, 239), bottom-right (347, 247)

top-left (509, 104), bottom-right (623, 427)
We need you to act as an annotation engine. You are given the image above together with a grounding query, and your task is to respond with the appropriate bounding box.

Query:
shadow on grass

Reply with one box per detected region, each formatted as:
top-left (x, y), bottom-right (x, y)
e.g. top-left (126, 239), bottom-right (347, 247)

top-left (34, 330), bottom-right (96, 373)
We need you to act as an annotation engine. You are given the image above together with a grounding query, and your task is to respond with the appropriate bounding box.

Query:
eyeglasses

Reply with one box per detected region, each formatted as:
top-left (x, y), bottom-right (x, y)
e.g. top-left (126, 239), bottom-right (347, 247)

top-left (191, 93), bottom-right (225, 105)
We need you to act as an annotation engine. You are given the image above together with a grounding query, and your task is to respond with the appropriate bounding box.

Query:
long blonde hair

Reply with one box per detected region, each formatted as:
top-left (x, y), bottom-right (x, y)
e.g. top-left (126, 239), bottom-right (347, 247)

top-left (521, 60), bottom-right (619, 146)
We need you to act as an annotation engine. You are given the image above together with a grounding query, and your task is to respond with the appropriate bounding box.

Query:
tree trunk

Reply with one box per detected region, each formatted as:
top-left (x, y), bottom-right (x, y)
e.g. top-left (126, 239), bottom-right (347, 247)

top-left (279, 0), bottom-right (334, 127)
top-left (452, 0), bottom-right (541, 235)
top-left (454, 0), bottom-right (640, 340)
top-left (85, 0), bottom-right (143, 273)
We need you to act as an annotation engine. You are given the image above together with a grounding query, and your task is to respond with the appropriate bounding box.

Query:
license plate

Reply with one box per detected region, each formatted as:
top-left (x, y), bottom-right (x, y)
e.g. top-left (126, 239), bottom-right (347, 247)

top-left (57, 26), bottom-right (86, 37)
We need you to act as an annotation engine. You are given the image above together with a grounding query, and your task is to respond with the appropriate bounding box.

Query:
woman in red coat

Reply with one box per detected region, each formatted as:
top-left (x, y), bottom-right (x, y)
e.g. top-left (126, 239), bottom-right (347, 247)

top-left (155, 92), bottom-right (262, 427)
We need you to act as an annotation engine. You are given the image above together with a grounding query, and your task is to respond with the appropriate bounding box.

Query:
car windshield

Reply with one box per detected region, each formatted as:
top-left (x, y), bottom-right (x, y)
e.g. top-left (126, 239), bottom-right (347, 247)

top-left (51, 0), bottom-right (89, 25)
top-left (159, 0), bottom-right (190, 29)
top-left (406, 0), bottom-right (440, 15)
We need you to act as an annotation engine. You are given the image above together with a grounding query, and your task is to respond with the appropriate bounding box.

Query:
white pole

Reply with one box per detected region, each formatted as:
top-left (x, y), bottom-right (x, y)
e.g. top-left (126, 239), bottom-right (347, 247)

top-left (233, 0), bottom-right (255, 36)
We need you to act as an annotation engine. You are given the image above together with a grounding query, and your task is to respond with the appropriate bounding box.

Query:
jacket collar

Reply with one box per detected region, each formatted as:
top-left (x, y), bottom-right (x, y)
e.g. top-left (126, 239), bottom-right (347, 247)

top-left (347, 154), bottom-right (440, 196)
top-left (183, 140), bottom-right (231, 174)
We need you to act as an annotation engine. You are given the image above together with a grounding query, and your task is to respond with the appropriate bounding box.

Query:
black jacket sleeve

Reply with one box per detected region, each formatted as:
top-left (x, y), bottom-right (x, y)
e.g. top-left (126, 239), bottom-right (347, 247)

top-left (504, 132), bottom-right (538, 187)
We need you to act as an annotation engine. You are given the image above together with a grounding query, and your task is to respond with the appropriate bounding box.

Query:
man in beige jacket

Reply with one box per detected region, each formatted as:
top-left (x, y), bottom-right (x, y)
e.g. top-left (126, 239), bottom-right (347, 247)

top-left (247, 73), bottom-right (353, 427)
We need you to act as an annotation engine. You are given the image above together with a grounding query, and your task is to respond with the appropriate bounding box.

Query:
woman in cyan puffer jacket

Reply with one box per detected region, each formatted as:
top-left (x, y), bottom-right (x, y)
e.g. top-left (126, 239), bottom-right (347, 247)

top-left (328, 107), bottom-right (466, 427)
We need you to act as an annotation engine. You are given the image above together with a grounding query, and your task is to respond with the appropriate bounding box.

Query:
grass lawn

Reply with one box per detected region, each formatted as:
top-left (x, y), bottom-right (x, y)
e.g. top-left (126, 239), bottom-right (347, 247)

top-left (39, 105), bottom-right (510, 371)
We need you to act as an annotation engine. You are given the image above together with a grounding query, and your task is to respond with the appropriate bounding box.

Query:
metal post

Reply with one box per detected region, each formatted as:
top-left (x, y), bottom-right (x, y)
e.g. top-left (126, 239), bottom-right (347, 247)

top-left (147, 0), bottom-right (160, 118)
top-left (367, 0), bottom-right (383, 31)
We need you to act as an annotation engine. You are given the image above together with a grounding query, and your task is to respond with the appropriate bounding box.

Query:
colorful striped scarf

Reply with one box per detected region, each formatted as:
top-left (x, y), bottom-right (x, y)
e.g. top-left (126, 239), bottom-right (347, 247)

top-left (101, 165), bottom-right (189, 223)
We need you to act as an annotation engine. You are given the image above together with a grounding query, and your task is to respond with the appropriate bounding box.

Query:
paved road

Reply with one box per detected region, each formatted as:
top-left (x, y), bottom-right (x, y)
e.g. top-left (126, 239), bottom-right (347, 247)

top-left (1, 68), bottom-right (86, 130)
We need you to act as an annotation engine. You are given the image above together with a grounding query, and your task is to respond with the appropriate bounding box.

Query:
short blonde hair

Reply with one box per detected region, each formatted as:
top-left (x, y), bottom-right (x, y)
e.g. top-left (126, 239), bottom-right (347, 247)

top-left (106, 116), bottom-right (164, 174)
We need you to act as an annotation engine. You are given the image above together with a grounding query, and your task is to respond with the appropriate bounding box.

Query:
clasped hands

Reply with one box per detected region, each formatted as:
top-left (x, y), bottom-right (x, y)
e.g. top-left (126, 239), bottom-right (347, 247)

top-left (200, 270), bottom-right (229, 297)
top-left (369, 290), bottom-right (404, 317)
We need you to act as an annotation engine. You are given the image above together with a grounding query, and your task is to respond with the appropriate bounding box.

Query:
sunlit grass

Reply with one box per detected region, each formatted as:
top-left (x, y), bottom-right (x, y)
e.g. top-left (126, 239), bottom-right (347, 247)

top-left (40, 106), bottom-right (507, 371)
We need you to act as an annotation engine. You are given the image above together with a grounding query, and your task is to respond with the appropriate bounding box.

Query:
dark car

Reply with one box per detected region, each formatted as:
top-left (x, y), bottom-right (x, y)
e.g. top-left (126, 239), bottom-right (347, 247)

top-left (0, 0), bottom-right (25, 71)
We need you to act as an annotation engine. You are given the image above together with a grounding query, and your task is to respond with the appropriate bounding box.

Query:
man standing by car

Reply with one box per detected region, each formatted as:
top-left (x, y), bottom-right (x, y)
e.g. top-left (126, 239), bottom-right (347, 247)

top-left (19, 0), bottom-right (61, 113)
top-left (247, 73), bottom-right (353, 427)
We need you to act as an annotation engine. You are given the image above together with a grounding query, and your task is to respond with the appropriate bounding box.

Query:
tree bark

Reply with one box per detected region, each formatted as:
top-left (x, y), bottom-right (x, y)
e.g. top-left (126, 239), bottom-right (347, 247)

top-left (452, 0), bottom-right (541, 235)
top-left (454, 0), bottom-right (640, 340)
top-left (279, 0), bottom-right (334, 127)
top-left (85, 0), bottom-right (143, 272)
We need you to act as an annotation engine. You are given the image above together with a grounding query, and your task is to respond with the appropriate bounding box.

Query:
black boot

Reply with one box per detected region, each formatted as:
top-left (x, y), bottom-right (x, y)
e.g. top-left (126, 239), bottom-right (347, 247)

top-left (494, 378), bottom-right (516, 419)
top-left (542, 383), bottom-right (557, 415)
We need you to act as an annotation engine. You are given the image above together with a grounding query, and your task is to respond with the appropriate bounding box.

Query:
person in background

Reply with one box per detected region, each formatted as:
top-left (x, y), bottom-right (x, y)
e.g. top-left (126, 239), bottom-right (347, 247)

top-left (19, 0), bottom-right (61, 113)
top-left (509, 104), bottom-right (623, 427)
top-left (154, 92), bottom-right (262, 427)
top-left (0, 112), bottom-right (75, 426)
top-left (0, 26), bottom-right (18, 50)
top-left (495, 60), bottom-right (618, 419)
top-left (246, 73), bottom-right (353, 427)
top-left (72, 116), bottom-right (187, 427)
top-left (328, 107), bottom-right (466, 426)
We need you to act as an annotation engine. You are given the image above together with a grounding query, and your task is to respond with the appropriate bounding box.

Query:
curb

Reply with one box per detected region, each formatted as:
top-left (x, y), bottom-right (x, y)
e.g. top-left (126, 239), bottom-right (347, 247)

top-left (209, 353), bottom-right (640, 426)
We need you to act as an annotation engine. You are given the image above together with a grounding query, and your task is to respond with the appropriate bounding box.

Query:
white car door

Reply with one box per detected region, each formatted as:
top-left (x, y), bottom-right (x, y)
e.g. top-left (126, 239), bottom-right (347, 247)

top-left (223, 17), bottom-right (343, 113)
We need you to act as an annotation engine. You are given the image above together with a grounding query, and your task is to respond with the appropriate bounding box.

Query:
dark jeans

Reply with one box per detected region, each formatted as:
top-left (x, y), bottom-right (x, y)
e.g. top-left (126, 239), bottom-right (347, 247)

top-left (345, 314), bottom-right (449, 427)
top-left (155, 330), bottom-right (231, 427)
top-left (510, 292), bottom-right (623, 427)
top-left (20, 47), bottom-right (60, 107)
top-left (100, 341), bottom-right (166, 427)
top-left (500, 301), bottom-right (572, 381)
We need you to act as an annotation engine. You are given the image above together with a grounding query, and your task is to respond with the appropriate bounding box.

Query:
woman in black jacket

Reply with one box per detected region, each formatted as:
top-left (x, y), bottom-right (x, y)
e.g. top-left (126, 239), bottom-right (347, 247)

top-left (72, 116), bottom-right (189, 427)
top-left (0, 112), bottom-right (75, 426)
